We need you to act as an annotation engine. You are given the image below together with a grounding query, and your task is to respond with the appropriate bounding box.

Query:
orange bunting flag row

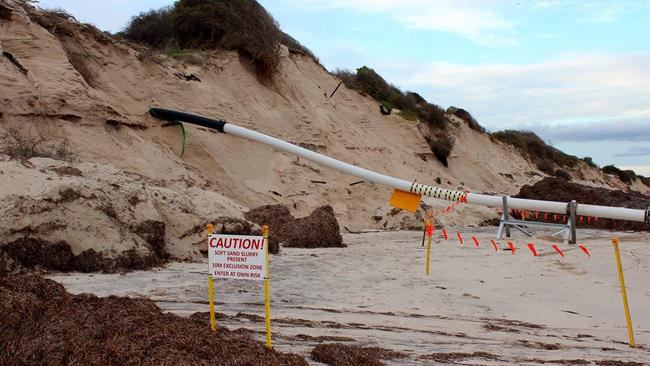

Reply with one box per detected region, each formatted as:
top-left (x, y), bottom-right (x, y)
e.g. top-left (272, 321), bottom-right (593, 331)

top-left (428, 228), bottom-right (592, 259)
top-left (490, 239), bottom-right (499, 252)
top-left (511, 210), bottom-right (601, 225)
top-left (425, 193), bottom-right (468, 219)
top-left (527, 243), bottom-right (538, 257)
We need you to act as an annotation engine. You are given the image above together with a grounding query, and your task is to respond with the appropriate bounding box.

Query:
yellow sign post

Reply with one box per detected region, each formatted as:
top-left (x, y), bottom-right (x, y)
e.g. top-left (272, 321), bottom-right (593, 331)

top-left (612, 237), bottom-right (635, 347)
top-left (262, 225), bottom-right (272, 349)
top-left (207, 223), bottom-right (217, 332)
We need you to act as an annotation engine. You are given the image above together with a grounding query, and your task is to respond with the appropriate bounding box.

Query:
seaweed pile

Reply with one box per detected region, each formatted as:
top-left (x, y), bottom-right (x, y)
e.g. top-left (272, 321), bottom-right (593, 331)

top-left (0, 274), bottom-right (307, 365)
top-left (515, 178), bottom-right (650, 231)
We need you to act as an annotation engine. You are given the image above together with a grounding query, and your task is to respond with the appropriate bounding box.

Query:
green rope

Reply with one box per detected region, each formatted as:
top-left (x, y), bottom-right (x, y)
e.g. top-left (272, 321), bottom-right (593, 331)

top-left (179, 122), bottom-right (186, 157)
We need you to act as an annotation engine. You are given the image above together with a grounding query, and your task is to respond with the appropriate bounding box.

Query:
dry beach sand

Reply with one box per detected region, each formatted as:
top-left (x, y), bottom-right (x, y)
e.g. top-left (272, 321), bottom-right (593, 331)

top-left (50, 229), bottom-right (650, 365)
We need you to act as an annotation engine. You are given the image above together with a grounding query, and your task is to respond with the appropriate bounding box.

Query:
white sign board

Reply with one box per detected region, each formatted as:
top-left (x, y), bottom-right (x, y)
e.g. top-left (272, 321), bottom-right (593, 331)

top-left (208, 234), bottom-right (266, 280)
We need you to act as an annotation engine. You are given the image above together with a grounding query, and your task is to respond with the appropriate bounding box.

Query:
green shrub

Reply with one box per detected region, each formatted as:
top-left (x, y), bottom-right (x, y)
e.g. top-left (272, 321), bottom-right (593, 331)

top-left (354, 66), bottom-right (400, 105)
top-left (122, 0), bottom-right (318, 82)
top-left (421, 103), bottom-right (447, 130)
top-left (601, 165), bottom-right (619, 175)
top-left (1, 126), bottom-right (74, 162)
top-left (397, 109), bottom-right (419, 122)
top-left (621, 170), bottom-right (637, 183)
top-left (171, 0), bottom-right (281, 82)
top-left (554, 169), bottom-right (572, 181)
top-left (280, 32), bottom-right (318, 62)
top-left (536, 159), bottom-right (555, 175)
top-left (427, 132), bottom-right (454, 168)
top-left (639, 175), bottom-right (650, 187)
top-left (447, 106), bottom-right (485, 133)
top-left (123, 7), bottom-right (174, 49)
top-left (583, 156), bottom-right (598, 168)
top-left (492, 130), bottom-right (580, 169)
top-left (602, 165), bottom-right (636, 184)
top-left (406, 92), bottom-right (426, 105)
top-left (333, 69), bottom-right (357, 88)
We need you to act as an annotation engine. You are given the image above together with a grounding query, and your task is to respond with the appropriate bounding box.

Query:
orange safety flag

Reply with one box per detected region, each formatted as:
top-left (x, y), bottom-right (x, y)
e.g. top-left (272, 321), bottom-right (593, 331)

top-left (553, 214), bottom-right (558, 221)
top-left (578, 245), bottom-right (591, 259)
top-left (507, 241), bottom-right (516, 254)
top-left (544, 213), bottom-right (548, 220)
top-left (490, 239), bottom-right (499, 252)
top-left (471, 236), bottom-right (480, 247)
top-left (527, 243), bottom-right (538, 257)
top-left (442, 229), bottom-right (448, 240)
top-left (389, 189), bottom-right (421, 213)
top-left (551, 244), bottom-right (565, 258)
top-left (580, 216), bottom-right (584, 224)
top-left (426, 223), bottom-right (433, 237)
top-left (457, 232), bottom-right (464, 245)
top-left (534, 212), bottom-right (539, 220)
top-left (587, 216), bottom-right (592, 224)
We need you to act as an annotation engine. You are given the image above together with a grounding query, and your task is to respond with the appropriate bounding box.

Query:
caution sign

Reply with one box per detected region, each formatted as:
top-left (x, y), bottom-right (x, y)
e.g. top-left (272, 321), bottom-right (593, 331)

top-left (208, 234), bottom-right (266, 280)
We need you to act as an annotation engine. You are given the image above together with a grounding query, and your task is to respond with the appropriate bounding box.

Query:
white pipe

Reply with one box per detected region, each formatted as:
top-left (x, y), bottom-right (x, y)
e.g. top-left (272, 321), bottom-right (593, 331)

top-left (149, 108), bottom-right (650, 224)
top-left (225, 124), bottom-right (647, 222)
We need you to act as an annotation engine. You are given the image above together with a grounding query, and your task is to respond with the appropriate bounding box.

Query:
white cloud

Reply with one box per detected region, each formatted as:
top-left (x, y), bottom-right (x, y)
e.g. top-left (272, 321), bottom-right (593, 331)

top-left (377, 52), bottom-right (650, 130)
top-left (283, 0), bottom-right (515, 47)
top-left (37, 0), bottom-right (172, 31)
top-left (620, 165), bottom-right (650, 176)
top-left (539, 119), bottom-right (650, 143)
top-left (579, 7), bottom-right (619, 23)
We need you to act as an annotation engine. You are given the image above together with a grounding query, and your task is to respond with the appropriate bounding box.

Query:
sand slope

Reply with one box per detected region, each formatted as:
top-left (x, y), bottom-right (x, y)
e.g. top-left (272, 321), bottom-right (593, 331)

top-left (0, 1), bottom-right (642, 259)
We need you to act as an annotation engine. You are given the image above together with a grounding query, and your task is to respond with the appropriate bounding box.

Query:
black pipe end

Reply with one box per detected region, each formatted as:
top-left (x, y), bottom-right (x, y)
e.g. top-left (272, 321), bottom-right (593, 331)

top-left (149, 107), bottom-right (227, 133)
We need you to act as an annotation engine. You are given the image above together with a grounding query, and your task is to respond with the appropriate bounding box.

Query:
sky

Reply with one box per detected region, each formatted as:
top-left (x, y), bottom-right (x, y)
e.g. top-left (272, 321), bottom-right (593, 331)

top-left (37, 0), bottom-right (650, 175)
